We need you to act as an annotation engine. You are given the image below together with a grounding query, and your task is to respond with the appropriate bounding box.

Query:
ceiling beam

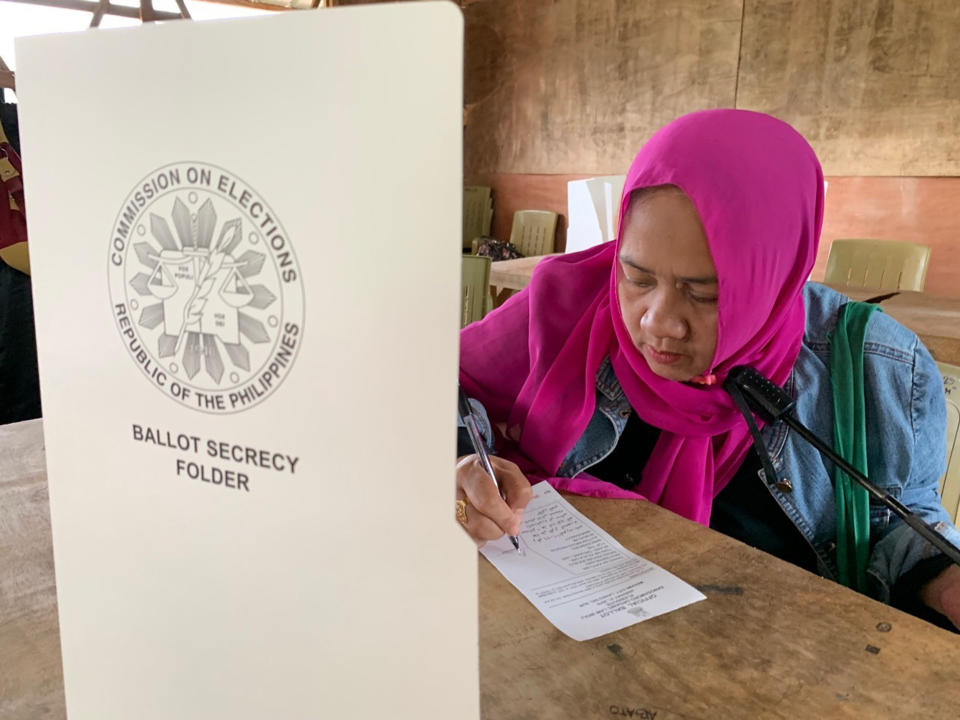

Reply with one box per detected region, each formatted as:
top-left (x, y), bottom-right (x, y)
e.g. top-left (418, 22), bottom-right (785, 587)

top-left (6, 0), bottom-right (186, 21)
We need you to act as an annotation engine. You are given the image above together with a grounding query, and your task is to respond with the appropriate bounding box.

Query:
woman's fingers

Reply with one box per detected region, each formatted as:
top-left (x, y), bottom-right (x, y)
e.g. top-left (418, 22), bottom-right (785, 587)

top-left (456, 492), bottom-right (508, 546)
top-left (456, 455), bottom-right (531, 543)
top-left (457, 455), bottom-right (518, 535)
top-left (489, 456), bottom-right (533, 514)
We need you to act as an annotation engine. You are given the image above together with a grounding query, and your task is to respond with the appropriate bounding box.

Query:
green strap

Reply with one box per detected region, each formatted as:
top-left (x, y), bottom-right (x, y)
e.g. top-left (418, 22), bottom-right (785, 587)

top-left (830, 301), bottom-right (880, 592)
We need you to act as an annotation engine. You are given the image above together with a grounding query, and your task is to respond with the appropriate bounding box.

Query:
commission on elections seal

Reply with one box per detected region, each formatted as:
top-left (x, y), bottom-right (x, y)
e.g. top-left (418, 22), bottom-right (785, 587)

top-left (108, 162), bottom-right (304, 413)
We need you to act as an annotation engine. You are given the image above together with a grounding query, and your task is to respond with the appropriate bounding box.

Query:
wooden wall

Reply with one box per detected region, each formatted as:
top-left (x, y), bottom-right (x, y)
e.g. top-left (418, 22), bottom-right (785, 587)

top-left (737, 0), bottom-right (960, 176)
top-left (463, 0), bottom-right (960, 298)
top-left (465, 0), bottom-right (960, 176)
top-left (464, 0), bottom-right (743, 175)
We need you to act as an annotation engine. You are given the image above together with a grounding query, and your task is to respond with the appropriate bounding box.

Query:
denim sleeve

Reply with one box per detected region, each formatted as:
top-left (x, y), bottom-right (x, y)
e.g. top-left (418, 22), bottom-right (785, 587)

top-left (867, 337), bottom-right (960, 602)
top-left (456, 397), bottom-right (496, 458)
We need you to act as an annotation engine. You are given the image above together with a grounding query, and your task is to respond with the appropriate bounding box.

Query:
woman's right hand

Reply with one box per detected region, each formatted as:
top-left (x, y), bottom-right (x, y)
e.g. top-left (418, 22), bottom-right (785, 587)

top-left (455, 454), bottom-right (532, 547)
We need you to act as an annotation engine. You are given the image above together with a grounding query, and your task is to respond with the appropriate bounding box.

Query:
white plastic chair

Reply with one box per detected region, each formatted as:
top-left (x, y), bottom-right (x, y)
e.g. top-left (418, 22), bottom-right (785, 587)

top-left (824, 239), bottom-right (931, 292)
top-left (509, 210), bottom-right (558, 257)
top-left (463, 186), bottom-right (493, 251)
top-left (461, 254), bottom-right (491, 328)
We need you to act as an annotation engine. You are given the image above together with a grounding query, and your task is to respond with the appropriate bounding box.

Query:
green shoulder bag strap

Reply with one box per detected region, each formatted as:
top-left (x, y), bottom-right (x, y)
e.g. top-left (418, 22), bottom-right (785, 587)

top-left (830, 301), bottom-right (881, 592)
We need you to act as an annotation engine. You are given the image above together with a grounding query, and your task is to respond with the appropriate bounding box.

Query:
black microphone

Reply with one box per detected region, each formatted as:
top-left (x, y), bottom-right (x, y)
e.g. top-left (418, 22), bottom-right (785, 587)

top-left (723, 365), bottom-right (960, 568)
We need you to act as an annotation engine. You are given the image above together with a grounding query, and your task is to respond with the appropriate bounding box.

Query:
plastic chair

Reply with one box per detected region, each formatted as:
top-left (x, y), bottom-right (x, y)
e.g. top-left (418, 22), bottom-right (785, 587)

top-left (463, 186), bottom-right (493, 251)
top-left (824, 239), bottom-right (931, 292)
top-left (509, 210), bottom-right (559, 257)
top-left (938, 362), bottom-right (960, 524)
top-left (461, 254), bottom-right (491, 328)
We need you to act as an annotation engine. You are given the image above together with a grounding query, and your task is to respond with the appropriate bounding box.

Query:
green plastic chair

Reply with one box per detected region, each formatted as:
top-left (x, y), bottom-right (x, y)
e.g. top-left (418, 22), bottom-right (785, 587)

top-left (461, 254), bottom-right (491, 328)
top-left (463, 186), bottom-right (493, 251)
top-left (938, 362), bottom-right (960, 524)
top-left (509, 210), bottom-right (559, 257)
top-left (824, 239), bottom-right (931, 292)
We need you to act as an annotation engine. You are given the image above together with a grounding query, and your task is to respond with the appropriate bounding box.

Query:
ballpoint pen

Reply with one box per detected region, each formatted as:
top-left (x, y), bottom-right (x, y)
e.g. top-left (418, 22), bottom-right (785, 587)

top-left (457, 386), bottom-right (522, 552)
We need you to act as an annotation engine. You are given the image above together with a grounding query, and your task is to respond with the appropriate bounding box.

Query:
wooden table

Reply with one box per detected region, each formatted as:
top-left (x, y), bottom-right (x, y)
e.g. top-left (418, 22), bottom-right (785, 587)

top-left (0, 419), bottom-right (63, 720)
top-left (4, 419), bottom-right (960, 719)
top-left (821, 285), bottom-right (960, 365)
top-left (489, 254), bottom-right (559, 306)
top-left (880, 291), bottom-right (960, 369)
top-left (489, 254), bottom-right (560, 292)
top-left (482, 495), bottom-right (960, 719)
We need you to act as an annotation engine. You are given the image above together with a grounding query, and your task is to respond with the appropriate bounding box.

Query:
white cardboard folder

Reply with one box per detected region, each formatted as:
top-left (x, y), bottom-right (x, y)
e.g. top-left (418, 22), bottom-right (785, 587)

top-left (15, 5), bottom-right (477, 718)
top-left (566, 174), bottom-right (625, 253)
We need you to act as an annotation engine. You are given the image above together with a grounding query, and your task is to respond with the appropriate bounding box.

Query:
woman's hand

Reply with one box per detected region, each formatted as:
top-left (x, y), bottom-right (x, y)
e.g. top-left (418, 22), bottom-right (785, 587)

top-left (920, 564), bottom-right (960, 629)
top-left (455, 454), bottom-right (532, 547)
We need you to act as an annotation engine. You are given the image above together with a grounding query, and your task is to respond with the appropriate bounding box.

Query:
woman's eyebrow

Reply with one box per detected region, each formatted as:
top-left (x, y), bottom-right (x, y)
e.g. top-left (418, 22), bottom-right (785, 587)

top-left (618, 255), bottom-right (718, 285)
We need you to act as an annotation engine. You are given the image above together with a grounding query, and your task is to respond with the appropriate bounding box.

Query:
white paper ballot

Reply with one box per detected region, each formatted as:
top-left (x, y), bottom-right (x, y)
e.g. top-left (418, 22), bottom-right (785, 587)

top-left (16, 5), bottom-right (477, 720)
top-left (481, 483), bottom-right (705, 641)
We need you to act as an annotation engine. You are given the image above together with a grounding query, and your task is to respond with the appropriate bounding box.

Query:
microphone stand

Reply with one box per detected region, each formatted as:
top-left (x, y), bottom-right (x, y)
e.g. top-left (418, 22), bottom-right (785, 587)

top-left (725, 366), bottom-right (960, 567)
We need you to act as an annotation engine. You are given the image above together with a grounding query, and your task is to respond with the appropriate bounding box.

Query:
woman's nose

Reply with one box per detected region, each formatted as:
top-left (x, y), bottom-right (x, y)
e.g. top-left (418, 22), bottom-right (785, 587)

top-left (640, 291), bottom-right (687, 340)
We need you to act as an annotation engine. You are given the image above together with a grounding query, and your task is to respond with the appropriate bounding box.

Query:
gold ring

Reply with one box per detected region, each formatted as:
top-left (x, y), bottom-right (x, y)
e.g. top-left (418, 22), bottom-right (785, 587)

top-left (455, 498), bottom-right (468, 525)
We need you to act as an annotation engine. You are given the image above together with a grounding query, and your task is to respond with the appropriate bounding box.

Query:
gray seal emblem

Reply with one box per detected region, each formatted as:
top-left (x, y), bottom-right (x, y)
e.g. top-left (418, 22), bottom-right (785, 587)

top-left (108, 162), bottom-right (304, 413)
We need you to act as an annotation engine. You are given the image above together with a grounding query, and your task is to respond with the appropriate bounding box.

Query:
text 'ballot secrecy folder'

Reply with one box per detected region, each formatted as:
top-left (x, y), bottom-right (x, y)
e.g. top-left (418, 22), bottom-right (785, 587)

top-left (15, 4), bottom-right (477, 718)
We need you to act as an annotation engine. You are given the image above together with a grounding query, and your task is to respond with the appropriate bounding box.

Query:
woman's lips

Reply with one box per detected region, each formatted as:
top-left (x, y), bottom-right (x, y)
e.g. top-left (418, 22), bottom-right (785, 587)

top-left (643, 346), bottom-right (683, 365)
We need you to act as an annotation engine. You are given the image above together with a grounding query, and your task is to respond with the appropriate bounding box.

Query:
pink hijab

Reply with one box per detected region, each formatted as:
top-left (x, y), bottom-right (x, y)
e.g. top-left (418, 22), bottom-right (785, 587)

top-left (460, 110), bottom-right (824, 524)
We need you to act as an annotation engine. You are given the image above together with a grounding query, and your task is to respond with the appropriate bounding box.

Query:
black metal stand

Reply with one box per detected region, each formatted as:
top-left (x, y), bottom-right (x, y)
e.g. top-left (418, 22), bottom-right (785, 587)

top-left (783, 415), bottom-right (960, 566)
top-left (726, 365), bottom-right (960, 568)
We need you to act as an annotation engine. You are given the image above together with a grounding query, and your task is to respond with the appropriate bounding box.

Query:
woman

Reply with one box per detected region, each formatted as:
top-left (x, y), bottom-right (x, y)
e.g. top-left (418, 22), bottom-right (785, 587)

top-left (457, 109), bottom-right (960, 628)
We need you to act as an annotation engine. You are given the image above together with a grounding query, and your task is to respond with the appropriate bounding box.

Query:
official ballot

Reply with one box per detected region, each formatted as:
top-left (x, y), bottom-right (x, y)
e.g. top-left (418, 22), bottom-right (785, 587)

top-left (15, 5), bottom-right (477, 719)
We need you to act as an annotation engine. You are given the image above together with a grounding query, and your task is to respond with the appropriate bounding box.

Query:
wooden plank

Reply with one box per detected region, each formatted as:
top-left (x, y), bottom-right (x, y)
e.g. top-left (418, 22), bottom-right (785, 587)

top-left (829, 287), bottom-right (960, 364)
top-left (464, 0), bottom-right (743, 175)
top-left (880, 291), bottom-right (960, 339)
top-left (0, 419), bottom-right (64, 720)
top-left (488, 253), bottom-right (559, 306)
top-left (4, 419), bottom-right (960, 717)
top-left (489, 254), bottom-right (557, 292)
top-left (737, 0), bottom-right (960, 176)
top-left (481, 494), bottom-right (960, 719)
top-left (919, 335), bottom-right (960, 368)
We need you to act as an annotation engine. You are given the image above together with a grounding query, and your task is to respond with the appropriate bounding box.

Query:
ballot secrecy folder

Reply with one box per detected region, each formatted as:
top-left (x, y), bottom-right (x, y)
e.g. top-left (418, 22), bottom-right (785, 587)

top-left (15, 5), bottom-right (478, 718)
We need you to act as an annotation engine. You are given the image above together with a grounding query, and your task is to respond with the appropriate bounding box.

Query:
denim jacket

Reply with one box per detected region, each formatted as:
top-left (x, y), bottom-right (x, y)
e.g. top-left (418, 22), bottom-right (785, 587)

top-left (468, 283), bottom-right (959, 602)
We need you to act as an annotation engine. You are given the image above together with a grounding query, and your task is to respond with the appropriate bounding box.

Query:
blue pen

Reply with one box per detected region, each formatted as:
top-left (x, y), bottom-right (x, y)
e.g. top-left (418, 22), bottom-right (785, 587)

top-left (458, 387), bottom-right (522, 552)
